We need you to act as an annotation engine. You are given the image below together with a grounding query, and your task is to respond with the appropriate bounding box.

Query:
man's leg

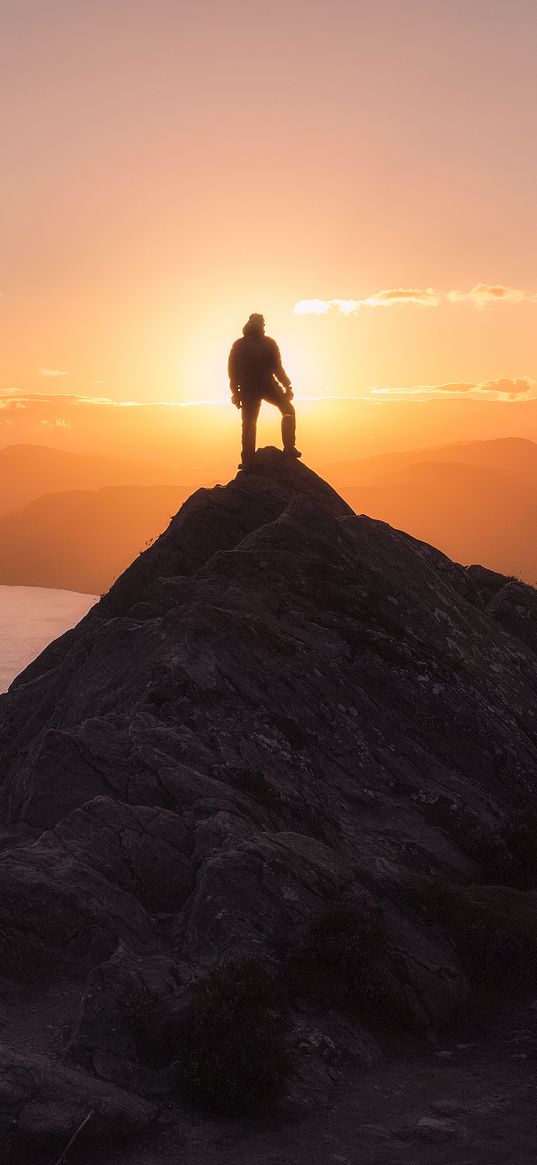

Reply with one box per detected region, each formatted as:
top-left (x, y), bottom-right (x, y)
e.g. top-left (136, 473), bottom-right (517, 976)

top-left (281, 407), bottom-right (297, 453)
top-left (240, 395), bottom-right (261, 465)
top-left (264, 385), bottom-right (300, 456)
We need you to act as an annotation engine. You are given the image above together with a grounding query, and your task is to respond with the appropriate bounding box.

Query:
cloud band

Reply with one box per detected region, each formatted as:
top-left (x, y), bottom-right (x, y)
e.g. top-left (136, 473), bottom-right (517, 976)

top-left (294, 283), bottom-right (537, 316)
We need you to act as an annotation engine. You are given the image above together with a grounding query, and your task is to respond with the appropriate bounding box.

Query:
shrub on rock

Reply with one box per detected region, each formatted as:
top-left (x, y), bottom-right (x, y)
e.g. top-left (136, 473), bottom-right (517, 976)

top-left (286, 903), bottom-right (416, 1034)
top-left (422, 797), bottom-right (537, 890)
top-left (178, 959), bottom-right (289, 1114)
top-left (408, 875), bottom-right (537, 995)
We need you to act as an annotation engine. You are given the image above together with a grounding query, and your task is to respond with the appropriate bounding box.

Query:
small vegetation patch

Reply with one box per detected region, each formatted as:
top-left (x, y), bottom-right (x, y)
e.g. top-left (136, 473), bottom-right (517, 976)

top-left (494, 813), bottom-right (537, 889)
top-left (226, 766), bottom-right (331, 841)
top-left (422, 797), bottom-right (537, 890)
top-left (286, 902), bottom-right (416, 1034)
top-left (127, 993), bottom-right (178, 1069)
top-left (226, 766), bottom-right (286, 811)
top-left (178, 959), bottom-right (289, 1115)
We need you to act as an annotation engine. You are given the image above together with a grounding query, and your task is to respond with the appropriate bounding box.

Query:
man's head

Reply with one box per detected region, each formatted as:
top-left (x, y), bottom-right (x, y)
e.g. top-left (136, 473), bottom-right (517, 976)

top-left (243, 313), bottom-right (265, 337)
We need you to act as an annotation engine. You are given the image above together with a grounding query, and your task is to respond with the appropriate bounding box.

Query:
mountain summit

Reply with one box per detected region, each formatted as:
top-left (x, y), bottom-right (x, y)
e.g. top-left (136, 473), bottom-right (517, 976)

top-left (1, 448), bottom-right (537, 1156)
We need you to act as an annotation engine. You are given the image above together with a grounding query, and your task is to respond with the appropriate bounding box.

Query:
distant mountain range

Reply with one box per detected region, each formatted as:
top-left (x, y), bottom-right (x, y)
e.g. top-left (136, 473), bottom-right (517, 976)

top-left (0, 445), bottom-right (193, 593)
top-left (0, 443), bottom-right (187, 517)
top-left (0, 437), bottom-right (536, 592)
top-left (4, 393), bottom-right (537, 474)
top-left (0, 484), bottom-right (188, 593)
top-left (326, 437), bottom-right (537, 585)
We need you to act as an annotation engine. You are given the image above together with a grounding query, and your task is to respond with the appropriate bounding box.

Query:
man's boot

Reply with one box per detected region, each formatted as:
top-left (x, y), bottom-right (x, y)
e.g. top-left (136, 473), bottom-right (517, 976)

top-left (281, 412), bottom-right (301, 459)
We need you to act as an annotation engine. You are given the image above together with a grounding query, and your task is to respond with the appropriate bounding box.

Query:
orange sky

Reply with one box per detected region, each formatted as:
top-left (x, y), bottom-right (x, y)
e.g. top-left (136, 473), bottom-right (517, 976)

top-left (1, 0), bottom-right (536, 422)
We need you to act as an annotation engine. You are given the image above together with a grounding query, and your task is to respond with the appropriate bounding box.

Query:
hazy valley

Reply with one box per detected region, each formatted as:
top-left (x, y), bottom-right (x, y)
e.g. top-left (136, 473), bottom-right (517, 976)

top-left (1, 437), bottom-right (536, 595)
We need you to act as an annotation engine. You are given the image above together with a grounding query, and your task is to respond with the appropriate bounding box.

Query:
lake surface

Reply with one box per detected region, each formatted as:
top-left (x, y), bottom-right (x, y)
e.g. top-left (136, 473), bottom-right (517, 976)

top-left (0, 585), bottom-right (98, 693)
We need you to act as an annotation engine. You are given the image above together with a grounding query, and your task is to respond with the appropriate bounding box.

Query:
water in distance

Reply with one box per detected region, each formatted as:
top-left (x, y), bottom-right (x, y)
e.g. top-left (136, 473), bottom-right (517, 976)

top-left (0, 585), bottom-right (98, 693)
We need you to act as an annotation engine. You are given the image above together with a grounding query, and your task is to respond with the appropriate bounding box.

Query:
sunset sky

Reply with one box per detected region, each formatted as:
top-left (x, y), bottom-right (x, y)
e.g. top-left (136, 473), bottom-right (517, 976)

top-left (1, 0), bottom-right (536, 430)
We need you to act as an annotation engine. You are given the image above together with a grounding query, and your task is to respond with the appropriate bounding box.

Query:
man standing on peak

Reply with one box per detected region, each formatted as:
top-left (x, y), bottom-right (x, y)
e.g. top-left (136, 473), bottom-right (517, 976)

top-left (228, 313), bottom-right (301, 468)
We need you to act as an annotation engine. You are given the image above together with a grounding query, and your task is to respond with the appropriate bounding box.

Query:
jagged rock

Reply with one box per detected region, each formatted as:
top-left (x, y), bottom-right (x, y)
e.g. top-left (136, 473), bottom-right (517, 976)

top-left (293, 1013), bottom-right (381, 1067)
top-left (67, 944), bottom-right (184, 1089)
top-left (487, 578), bottom-right (537, 656)
top-left (45, 796), bottom-right (194, 911)
top-left (1, 448), bottom-right (537, 1144)
top-left (360, 1123), bottom-right (392, 1141)
top-left (0, 799), bottom-right (183, 976)
top-left (178, 831), bottom-right (355, 964)
top-left (466, 563), bottom-right (514, 606)
top-left (466, 567), bottom-right (537, 657)
top-left (99, 449), bottom-right (353, 619)
top-left (429, 1099), bottom-right (464, 1115)
top-left (400, 1115), bottom-right (469, 1142)
top-left (0, 1042), bottom-right (155, 1158)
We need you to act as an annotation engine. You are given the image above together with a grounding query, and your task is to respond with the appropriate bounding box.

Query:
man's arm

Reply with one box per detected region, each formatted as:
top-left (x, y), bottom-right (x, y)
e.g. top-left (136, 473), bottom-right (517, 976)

top-left (269, 340), bottom-right (292, 391)
top-left (228, 343), bottom-right (240, 392)
top-left (228, 343), bottom-right (241, 407)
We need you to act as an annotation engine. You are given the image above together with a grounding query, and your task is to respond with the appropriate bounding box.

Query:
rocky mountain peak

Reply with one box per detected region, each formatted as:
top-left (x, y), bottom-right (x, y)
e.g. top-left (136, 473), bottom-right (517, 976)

top-left (1, 448), bottom-right (537, 1157)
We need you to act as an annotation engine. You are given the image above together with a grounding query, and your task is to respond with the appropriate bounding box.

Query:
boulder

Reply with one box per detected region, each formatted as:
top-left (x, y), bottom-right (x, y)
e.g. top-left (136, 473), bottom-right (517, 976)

top-left (0, 1042), bottom-right (155, 1159)
top-left (67, 944), bottom-right (184, 1089)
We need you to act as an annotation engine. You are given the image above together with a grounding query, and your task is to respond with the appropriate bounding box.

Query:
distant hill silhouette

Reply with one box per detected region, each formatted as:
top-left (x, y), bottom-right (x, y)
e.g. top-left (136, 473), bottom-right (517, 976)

top-left (326, 438), bottom-right (537, 584)
top-left (4, 396), bottom-right (537, 476)
top-left (2, 437), bottom-right (537, 593)
top-left (0, 443), bottom-right (187, 517)
top-left (0, 484), bottom-right (188, 593)
top-left (0, 444), bottom-right (195, 593)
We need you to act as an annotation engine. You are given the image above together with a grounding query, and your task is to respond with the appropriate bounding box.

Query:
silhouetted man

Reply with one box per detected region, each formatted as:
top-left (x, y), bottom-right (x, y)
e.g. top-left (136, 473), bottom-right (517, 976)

top-left (228, 314), bottom-right (301, 467)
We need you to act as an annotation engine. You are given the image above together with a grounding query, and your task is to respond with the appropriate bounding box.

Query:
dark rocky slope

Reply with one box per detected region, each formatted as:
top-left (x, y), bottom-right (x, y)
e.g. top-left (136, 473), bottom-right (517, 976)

top-left (1, 448), bottom-right (537, 1159)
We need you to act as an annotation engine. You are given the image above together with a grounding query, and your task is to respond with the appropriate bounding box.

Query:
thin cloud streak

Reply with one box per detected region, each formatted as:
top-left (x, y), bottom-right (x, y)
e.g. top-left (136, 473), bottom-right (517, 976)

top-left (0, 383), bottom-right (536, 425)
top-left (38, 368), bottom-right (70, 377)
top-left (370, 377), bottom-right (537, 401)
top-left (446, 284), bottom-right (532, 307)
top-left (294, 284), bottom-right (537, 316)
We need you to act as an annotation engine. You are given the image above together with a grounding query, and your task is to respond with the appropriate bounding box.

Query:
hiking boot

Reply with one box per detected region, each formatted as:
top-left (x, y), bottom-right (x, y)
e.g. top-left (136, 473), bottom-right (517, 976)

top-left (283, 447), bottom-right (302, 459)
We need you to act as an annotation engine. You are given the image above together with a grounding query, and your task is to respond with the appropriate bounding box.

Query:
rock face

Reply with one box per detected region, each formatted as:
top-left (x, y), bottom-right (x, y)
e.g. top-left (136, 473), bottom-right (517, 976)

top-left (1, 447), bottom-right (537, 1152)
top-left (0, 1043), bottom-right (156, 1160)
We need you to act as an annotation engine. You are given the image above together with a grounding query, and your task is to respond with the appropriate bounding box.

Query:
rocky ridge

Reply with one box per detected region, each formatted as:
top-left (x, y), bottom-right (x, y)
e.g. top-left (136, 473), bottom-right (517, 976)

top-left (1, 447), bottom-right (537, 1160)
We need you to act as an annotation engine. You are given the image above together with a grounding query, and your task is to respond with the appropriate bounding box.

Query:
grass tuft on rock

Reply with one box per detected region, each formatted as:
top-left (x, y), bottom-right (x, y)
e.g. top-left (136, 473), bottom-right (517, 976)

top-left (178, 959), bottom-right (289, 1115)
top-left (285, 902), bottom-right (416, 1033)
top-left (422, 797), bottom-right (537, 890)
top-left (408, 874), bottom-right (537, 995)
